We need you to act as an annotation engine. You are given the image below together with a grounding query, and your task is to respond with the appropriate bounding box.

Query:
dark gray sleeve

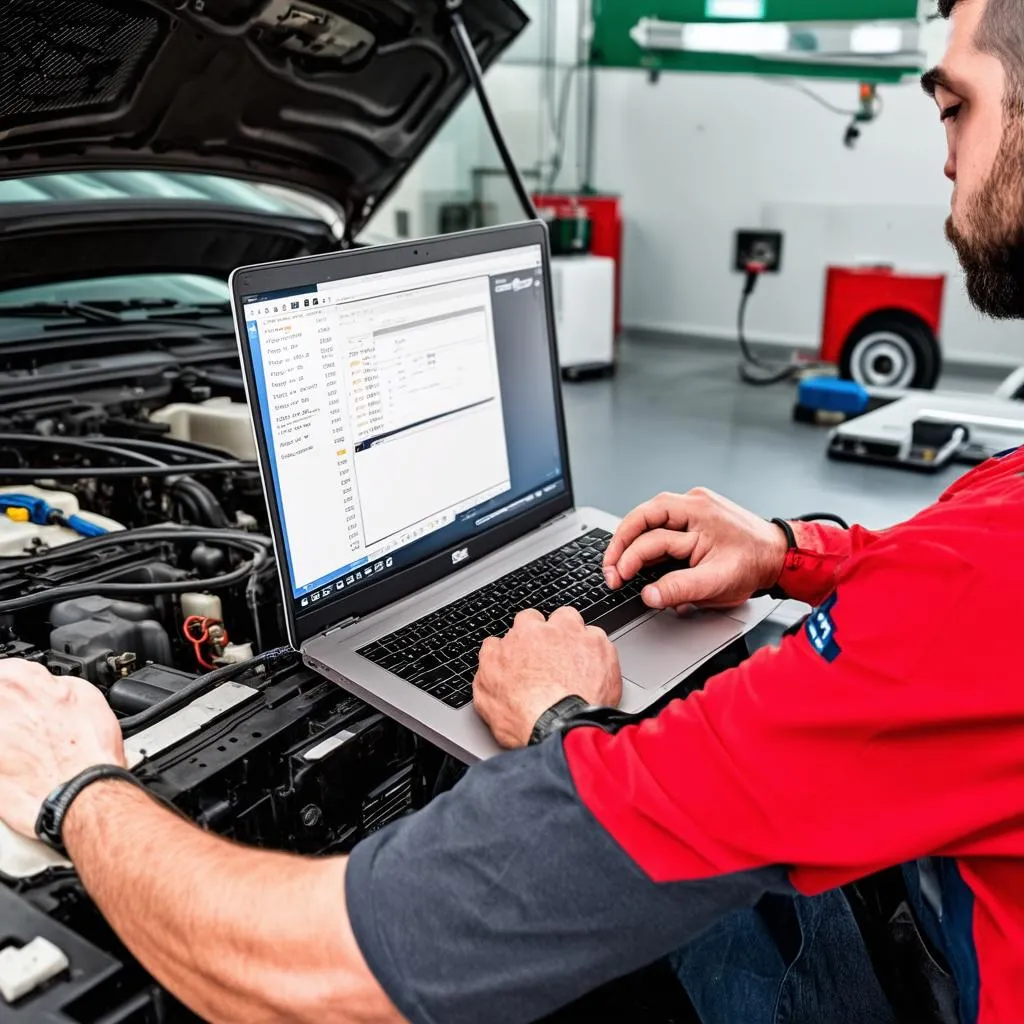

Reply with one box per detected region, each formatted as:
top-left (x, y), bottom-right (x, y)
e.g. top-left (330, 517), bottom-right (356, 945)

top-left (345, 736), bottom-right (792, 1024)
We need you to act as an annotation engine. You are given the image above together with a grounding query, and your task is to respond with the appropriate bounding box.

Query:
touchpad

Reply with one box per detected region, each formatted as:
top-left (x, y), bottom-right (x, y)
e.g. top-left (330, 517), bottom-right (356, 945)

top-left (615, 612), bottom-right (744, 691)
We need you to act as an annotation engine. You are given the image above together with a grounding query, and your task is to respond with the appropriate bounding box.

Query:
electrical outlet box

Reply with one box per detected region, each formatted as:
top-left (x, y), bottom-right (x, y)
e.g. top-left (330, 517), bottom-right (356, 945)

top-left (735, 230), bottom-right (784, 273)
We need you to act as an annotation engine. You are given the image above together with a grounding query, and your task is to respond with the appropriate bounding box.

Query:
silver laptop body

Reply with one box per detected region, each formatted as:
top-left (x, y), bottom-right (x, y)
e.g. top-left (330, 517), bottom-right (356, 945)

top-left (230, 222), bottom-right (773, 763)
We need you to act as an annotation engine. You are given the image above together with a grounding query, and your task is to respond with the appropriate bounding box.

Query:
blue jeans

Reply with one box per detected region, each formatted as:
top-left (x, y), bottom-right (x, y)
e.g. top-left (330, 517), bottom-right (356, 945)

top-left (672, 889), bottom-right (899, 1024)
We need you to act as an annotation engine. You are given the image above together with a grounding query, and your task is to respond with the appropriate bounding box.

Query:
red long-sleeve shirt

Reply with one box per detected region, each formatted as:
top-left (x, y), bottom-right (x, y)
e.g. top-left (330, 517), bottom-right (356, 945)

top-left (570, 450), bottom-right (1024, 1022)
top-left (347, 450), bottom-right (1024, 1024)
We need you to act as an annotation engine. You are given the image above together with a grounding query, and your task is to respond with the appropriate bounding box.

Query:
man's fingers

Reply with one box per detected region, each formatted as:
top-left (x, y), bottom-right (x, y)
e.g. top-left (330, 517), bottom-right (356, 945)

top-left (603, 495), bottom-right (696, 582)
top-left (642, 565), bottom-right (722, 610)
top-left (548, 606), bottom-right (585, 628)
top-left (513, 609), bottom-right (545, 629)
top-left (478, 636), bottom-right (500, 665)
top-left (614, 529), bottom-right (700, 582)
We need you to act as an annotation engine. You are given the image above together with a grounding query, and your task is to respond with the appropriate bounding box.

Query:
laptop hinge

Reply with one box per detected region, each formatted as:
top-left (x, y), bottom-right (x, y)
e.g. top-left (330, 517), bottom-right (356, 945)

top-left (323, 616), bottom-right (359, 639)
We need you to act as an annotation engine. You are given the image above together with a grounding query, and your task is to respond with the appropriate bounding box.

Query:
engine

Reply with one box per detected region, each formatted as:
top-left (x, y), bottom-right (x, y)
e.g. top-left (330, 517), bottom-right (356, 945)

top-left (0, 373), bottom-right (458, 1021)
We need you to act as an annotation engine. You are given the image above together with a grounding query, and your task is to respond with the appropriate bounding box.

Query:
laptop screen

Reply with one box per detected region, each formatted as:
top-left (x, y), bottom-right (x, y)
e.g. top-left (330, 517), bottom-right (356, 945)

top-left (239, 239), bottom-right (568, 629)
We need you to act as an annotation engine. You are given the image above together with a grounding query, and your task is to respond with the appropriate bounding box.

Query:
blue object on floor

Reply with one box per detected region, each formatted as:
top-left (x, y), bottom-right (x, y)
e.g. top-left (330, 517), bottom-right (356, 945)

top-left (798, 378), bottom-right (870, 416)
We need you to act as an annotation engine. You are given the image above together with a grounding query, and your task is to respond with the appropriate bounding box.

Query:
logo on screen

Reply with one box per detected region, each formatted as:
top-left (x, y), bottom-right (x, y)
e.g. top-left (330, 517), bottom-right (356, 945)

top-left (452, 547), bottom-right (470, 566)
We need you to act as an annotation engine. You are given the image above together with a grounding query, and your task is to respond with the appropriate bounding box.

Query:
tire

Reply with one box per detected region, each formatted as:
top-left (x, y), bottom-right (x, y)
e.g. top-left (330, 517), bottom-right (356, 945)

top-left (839, 310), bottom-right (942, 390)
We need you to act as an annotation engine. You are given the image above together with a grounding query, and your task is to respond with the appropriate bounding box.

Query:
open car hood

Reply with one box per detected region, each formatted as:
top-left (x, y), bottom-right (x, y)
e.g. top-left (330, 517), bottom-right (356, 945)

top-left (0, 0), bottom-right (527, 283)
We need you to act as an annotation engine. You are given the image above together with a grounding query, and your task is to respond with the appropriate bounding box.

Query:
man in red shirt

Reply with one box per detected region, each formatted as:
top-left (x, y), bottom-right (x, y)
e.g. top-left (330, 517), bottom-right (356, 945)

top-left (0, 1), bottom-right (1022, 1022)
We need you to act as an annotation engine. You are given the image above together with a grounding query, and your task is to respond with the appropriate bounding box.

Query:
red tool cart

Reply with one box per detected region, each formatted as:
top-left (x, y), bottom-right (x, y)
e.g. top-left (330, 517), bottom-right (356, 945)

top-left (533, 192), bottom-right (624, 337)
top-left (822, 265), bottom-right (946, 390)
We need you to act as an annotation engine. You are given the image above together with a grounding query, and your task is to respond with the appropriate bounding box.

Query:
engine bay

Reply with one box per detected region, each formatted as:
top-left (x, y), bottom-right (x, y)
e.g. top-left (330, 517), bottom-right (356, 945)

top-left (0, 316), bottom-right (694, 1023)
top-left (0, 318), bottom-right (462, 1021)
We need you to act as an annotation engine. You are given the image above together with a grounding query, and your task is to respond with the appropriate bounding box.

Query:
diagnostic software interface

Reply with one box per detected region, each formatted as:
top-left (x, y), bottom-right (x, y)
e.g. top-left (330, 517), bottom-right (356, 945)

top-left (242, 244), bottom-right (566, 621)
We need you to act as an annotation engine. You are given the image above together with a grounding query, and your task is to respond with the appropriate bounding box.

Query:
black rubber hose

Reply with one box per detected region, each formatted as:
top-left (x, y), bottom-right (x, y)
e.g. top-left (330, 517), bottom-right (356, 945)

top-left (0, 549), bottom-right (268, 613)
top-left (169, 485), bottom-right (204, 528)
top-left (169, 477), bottom-right (231, 529)
top-left (0, 527), bottom-right (269, 569)
top-left (92, 436), bottom-right (235, 464)
top-left (0, 433), bottom-right (167, 468)
top-left (119, 647), bottom-right (294, 738)
top-left (0, 461), bottom-right (257, 479)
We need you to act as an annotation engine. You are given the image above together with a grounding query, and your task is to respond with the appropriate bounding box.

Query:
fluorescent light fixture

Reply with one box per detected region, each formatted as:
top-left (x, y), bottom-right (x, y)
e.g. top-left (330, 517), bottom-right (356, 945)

top-left (706, 0), bottom-right (766, 18)
top-left (684, 22), bottom-right (789, 54)
top-left (850, 24), bottom-right (904, 54)
top-left (630, 17), bottom-right (789, 55)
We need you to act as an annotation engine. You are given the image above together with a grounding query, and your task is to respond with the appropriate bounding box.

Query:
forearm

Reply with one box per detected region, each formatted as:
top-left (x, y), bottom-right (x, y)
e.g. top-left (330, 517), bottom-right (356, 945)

top-left (776, 521), bottom-right (884, 605)
top-left (63, 780), bottom-right (400, 1024)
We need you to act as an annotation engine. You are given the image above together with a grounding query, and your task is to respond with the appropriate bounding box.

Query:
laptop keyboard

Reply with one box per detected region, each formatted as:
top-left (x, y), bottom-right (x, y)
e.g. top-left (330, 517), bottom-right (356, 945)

top-left (357, 529), bottom-right (662, 710)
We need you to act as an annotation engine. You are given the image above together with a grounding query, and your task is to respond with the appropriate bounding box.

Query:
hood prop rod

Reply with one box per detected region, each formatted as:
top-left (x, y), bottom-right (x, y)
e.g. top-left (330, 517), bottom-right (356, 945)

top-left (448, 3), bottom-right (540, 224)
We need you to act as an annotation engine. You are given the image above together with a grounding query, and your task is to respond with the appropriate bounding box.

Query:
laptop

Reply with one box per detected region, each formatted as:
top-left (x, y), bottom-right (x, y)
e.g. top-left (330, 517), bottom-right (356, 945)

top-left (230, 222), bottom-right (774, 762)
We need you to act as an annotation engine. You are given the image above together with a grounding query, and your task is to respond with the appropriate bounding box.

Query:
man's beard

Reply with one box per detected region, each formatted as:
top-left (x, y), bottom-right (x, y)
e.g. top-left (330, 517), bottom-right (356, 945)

top-left (946, 118), bottom-right (1024, 320)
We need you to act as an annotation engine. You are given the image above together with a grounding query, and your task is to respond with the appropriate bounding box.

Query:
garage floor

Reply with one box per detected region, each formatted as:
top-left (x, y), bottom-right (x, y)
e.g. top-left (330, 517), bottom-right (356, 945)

top-left (561, 335), bottom-right (994, 532)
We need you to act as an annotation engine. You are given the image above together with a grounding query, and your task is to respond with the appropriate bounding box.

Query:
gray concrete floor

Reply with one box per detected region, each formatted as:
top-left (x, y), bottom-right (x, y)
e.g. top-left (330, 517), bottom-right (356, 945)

top-left (561, 336), bottom-right (992, 531)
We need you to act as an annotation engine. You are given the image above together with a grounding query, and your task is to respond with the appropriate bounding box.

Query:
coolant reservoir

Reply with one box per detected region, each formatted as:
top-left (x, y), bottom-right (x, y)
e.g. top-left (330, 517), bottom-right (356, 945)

top-left (149, 398), bottom-right (256, 460)
top-left (180, 592), bottom-right (224, 621)
top-left (0, 486), bottom-right (124, 557)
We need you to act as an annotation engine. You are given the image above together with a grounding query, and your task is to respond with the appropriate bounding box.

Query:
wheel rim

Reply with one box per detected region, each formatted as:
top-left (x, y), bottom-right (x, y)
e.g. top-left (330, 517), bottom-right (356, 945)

top-left (849, 332), bottom-right (917, 388)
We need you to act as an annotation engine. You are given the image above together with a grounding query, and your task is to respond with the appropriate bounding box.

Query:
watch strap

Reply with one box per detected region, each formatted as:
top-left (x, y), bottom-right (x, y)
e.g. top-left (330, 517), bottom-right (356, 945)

top-left (528, 695), bottom-right (591, 746)
top-left (35, 765), bottom-right (143, 857)
top-left (753, 518), bottom-right (797, 600)
top-left (528, 696), bottom-right (641, 746)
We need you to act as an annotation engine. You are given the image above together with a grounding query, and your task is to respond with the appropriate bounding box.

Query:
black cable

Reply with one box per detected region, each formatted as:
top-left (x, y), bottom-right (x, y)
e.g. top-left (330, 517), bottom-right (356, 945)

top-left (737, 271), bottom-right (831, 387)
top-left (92, 436), bottom-right (235, 464)
top-left (737, 288), bottom-right (801, 386)
top-left (0, 434), bottom-right (167, 468)
top-left (793, 513), bottom-right (851, 530)
top-left (0, 549), bottom-right (268, 613)
top-left (0, 527), bottom-right (269, 569)
top-left (0, 527), bottom-right (269, 610)
top-left (449, 8), bottom-right (539, 223)
top-left (0, 461), bottom-right (257, 479)
top-left (119, 647), bottom-right (293, 738)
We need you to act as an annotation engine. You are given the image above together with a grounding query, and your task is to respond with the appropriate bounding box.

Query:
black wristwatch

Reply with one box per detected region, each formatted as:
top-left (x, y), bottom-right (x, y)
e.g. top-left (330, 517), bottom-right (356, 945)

top-left (35, 765), bottom-right (144, 857)
top-left (528, 695), bottom-right (592, 746)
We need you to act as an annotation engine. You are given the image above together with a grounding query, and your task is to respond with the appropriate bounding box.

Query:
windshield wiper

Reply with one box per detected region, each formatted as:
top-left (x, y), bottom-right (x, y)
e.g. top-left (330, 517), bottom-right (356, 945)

top-left (0, 301), bottom-right (125, 325)
top-left (0, 298), bottom-right (232, 329)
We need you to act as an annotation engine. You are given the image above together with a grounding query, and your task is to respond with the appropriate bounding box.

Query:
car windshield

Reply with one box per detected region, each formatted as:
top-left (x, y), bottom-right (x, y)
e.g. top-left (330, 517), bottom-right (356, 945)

top-left (0, 274), bottom-right (229, 309)
top-left (0, 171), bottom-right (336, 315)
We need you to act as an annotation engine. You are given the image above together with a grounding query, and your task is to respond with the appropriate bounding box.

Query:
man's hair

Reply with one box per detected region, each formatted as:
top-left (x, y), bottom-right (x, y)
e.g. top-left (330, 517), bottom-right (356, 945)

top-left (937, 0), bottom-right (1024, 97)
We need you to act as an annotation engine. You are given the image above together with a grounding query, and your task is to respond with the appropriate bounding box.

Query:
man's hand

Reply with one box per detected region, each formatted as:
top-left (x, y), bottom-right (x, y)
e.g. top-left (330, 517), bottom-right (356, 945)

top-left (603, 488), bottom-right (789, 613)
top-left (473, 608), bottom-right (622, 749)
top-left (0, 660), bottom-right (125, 838)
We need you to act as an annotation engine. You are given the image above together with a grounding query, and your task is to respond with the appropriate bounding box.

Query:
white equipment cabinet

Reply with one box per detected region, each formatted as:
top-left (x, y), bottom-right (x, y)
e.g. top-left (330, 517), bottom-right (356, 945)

top-left (550, 254), bottom-right (616, 380)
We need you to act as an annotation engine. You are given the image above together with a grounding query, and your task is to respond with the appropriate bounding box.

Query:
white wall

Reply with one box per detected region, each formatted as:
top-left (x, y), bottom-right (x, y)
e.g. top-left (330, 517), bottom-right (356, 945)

top-left (370, 0), bottom-right (587, 241)
top-left (592, 68), bottom-right (1024, 366)
top-left (372, 6), bottom-right (1024, 367)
